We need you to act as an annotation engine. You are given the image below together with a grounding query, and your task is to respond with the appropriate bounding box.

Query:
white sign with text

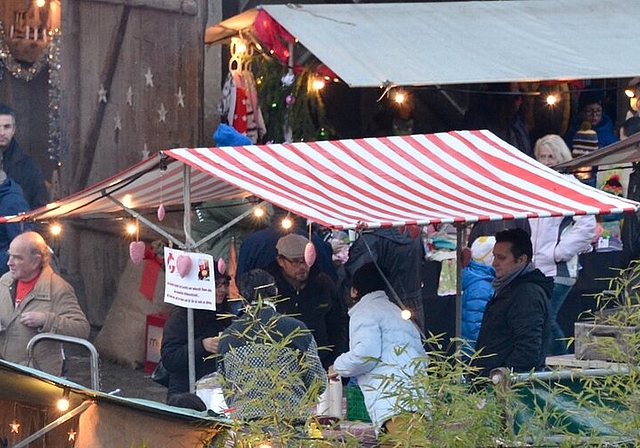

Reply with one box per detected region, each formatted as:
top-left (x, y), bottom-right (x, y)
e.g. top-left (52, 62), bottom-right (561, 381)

top-left (164, 247), bottom-right (216, 310)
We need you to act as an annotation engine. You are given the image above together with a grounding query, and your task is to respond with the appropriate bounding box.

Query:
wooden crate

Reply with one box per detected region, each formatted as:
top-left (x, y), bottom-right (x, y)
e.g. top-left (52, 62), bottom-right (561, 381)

top-left (574, 322), bottom-right (638, 362)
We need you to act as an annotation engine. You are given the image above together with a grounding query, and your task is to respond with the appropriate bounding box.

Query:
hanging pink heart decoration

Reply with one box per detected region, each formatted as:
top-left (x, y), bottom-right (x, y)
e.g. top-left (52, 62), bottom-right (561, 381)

top-left (129, 241), bottom-right (146, 264)
top-left (217, 258), bottom-right (226, 275)
top-left (157, 204), bottom-right (166, 221)
top-left (304, 241), bottom-right (316, 267)
top-left (176, 255), bottom-right (192, 278)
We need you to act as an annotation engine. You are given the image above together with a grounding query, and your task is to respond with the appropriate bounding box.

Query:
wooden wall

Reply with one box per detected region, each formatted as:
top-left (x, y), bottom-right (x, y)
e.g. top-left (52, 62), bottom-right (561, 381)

top-left (0, 0), bottom-right (210, 327)
top-left (54, 0), bottom-right (207, 326)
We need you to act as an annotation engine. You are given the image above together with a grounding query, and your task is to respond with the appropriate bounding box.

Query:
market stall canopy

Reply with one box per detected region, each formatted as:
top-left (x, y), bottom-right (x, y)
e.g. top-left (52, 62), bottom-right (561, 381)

top-left (554, 132), bottom-right (640, 171)
top-left (5, 131), bottom-right (637, 230)
top-left (205, 0), bottom-right (640, 88)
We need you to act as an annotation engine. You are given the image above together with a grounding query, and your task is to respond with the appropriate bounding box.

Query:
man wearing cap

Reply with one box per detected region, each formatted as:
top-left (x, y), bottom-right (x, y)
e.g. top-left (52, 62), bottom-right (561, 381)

top-left (266, 233), bottom-right (349, 370)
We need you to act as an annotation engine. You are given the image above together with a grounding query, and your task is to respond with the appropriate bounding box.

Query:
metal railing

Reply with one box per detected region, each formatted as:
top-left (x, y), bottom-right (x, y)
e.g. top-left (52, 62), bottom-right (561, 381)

top-left (26, 333), bottom-right (100, 391)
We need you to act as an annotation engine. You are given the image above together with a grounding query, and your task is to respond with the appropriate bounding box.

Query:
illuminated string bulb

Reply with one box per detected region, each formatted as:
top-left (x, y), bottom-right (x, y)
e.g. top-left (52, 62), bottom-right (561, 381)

top-left (394, 91), bottom-right (406, 104)
top-left (625, 88), bottom-right (636, 98)
top-left (281, 216), bottom-right (293, 230)
top-left (311, 77), bottom-right (325, 91)
top-left (545, 93), bottom-right (559, 106)
top-left (57, 388), bottom-right (70, 412)
top-left (50, 222), bottom-right (62, 236)
top-left (125, 221), bottom-right (138, 236)
top-left (36, 0), bottom-right (46, 7)
top-left (401, 309), bottom-right (412, 320)
top-left (253, 207), bottom-right (265, 218)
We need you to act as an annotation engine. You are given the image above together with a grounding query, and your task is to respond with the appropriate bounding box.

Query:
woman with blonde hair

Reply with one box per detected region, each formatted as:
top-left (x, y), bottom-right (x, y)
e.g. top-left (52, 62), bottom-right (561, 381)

top-left (530, 134), bottom-right (596, 356)
top-left (533, 134), bottom-right (573, 167)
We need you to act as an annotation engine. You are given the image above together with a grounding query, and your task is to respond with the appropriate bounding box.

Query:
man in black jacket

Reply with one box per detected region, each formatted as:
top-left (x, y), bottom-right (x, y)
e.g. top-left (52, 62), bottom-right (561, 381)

top-left (266, 233), bottom-right (349, 370)
top-left (473, 228), bottom-right (553, 377)
top-left (0, 104), bottom-right (49, 209)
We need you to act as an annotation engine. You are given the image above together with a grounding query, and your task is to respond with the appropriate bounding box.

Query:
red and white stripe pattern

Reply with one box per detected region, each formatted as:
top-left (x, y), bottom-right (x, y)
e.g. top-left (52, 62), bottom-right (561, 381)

top-left (6, 130), bottom-right (637, 229)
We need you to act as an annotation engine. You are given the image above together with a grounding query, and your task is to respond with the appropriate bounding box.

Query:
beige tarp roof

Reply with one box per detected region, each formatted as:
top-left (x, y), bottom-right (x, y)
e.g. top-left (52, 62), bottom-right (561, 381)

top-left (205, 0), bottom-right (640, 88)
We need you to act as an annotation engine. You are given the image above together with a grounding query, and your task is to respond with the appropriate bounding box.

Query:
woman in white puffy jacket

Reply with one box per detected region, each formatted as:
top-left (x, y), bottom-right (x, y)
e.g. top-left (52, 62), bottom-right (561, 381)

top-left (328, 262), bottom-right (427, 440)
top-left (530, 135), bottom-right (597, 356)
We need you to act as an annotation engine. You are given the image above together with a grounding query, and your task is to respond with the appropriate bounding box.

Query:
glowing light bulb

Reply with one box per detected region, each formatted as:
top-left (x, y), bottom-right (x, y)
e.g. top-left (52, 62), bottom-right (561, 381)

top-left (281, 217), bottom-right (293, 230)
top-left (126, 222), bottom-right (138, 235)
top-left (394, 92), bottom-right (406, 104)
top-left (311, 78), bottom-right (325, 90)
top-left (50, 223), bottom-right (62, 236)
top-left (57, 388), bottom-right (70, 412)
top-left (545, 94), bottom-right (558, 106)
top-left (36, 0), bottom-right (45, 7)
top-left (625, 88), bottom-right (636, 98)
top-left (253, 207), bottom-right (265, 218)
top-left (57, 397), bottom-right (70, 412)
top-left (401, 309), bottom-right (412, 320)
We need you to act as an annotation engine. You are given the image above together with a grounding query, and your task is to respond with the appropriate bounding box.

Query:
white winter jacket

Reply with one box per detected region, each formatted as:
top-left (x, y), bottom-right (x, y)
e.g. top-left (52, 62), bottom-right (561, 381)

top-left (529, 213), bottom-right (596, 279)
top-left (332, 290), bottom-right (427, 432)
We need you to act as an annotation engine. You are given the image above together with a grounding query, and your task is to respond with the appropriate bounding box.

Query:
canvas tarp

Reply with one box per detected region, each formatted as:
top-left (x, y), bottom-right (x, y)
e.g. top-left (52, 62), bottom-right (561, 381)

top-left (6, 130), bottom-right (638, 231)
top-left (205, 0), bottom-right (640, 88)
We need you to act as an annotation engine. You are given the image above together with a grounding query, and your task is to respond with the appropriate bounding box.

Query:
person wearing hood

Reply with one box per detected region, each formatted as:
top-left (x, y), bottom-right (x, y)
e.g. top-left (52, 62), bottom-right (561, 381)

top-left (472, 228), bottom-right (553, 377)
top-left (345, 227), bottom-right (425, 334)
top-left (0, 104), bottom-right (50, 209)
top-left (460, 236), bottom-right (496, 354)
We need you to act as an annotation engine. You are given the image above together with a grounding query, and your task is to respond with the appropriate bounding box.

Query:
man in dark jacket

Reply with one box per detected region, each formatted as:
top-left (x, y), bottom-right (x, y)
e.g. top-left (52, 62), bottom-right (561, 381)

top-left (473, 228), bottom-right (553, 377)
top-left (0, 104), bottom-right (50, 209)
top-left (345, 227), bottom-right (425, 334)
top-left (266, 233), bottom-right (349, 370)
top-left (160, 265), bottom-right (234, 401)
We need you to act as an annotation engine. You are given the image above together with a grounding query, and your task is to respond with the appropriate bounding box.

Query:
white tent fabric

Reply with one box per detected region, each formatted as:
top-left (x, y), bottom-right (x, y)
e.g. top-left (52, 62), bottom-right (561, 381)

top-left (6, 131), bottom-right (637, 229)
top-left (205, 0), bottom-right (640, 88)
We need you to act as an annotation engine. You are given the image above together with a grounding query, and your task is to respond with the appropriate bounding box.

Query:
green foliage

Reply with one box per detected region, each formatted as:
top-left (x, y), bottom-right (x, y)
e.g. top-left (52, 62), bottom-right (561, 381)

top-left (204, 263), bottom-right (640, 446)
top-left (256, 57), bottom-right (335, 143)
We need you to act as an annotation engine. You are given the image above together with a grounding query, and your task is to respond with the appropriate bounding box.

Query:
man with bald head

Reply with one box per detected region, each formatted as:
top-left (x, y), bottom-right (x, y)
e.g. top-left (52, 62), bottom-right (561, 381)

top-left (0, 231), bottom-right (90, 375)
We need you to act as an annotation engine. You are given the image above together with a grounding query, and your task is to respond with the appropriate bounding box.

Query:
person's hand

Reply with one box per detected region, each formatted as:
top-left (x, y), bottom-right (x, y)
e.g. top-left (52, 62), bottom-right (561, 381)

top-left (202, 336), bottom-right (220, 354)
top-left (20, 312), bottom-right (46, 328)
top-left (327, 365), bottom-right (340, 381)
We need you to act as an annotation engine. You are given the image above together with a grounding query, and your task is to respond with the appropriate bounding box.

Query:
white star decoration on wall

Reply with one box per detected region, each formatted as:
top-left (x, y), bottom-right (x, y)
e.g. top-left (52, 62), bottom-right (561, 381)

top-left (176, 87), bottom-right (185, 108)
top-left (158, 103), bottom-right (167, 123)
top-left (98, 84), bottom-right (107, 103)
top-left (145, 68), bottom-right (154, 87)
top-left (126, 86), bottom-right (133, 106)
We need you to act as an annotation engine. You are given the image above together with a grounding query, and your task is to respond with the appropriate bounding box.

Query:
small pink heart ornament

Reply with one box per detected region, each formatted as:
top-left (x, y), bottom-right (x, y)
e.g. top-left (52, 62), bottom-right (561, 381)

top-left (217, 258), bottom-right (226, 275)
top-left (304, 241), bottom-right (316, 267)
top-left (157, 204), bottom-right (166, 221)
top-left (129, 241), bottom-right (145, 264)
top-left (177, 255), bottom-right (192, 278)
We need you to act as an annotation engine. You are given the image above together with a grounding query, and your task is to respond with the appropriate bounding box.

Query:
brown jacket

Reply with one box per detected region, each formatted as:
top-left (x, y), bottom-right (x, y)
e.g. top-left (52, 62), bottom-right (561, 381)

top-left (0, 265), bottom-right (90, 375)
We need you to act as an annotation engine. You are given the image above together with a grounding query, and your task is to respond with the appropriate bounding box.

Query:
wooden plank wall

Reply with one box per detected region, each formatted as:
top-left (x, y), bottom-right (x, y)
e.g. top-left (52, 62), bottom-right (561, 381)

top-left (53, 0), bottom-right (207, 327)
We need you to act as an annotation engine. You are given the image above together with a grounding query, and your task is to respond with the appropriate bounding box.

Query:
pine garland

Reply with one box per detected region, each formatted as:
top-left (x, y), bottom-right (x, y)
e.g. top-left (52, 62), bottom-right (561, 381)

top-left (257, 57), bottom-right (334, 143)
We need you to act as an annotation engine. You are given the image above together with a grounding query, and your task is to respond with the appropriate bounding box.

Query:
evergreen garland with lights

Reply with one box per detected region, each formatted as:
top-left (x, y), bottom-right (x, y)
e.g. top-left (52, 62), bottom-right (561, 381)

top-left (257, 57), bottom-right (334, 143)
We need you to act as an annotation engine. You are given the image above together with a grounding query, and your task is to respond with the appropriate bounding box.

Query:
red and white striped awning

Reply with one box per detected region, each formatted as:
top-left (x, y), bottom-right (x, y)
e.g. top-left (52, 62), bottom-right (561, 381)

top-left (6, 130), bottom-right (638, 229)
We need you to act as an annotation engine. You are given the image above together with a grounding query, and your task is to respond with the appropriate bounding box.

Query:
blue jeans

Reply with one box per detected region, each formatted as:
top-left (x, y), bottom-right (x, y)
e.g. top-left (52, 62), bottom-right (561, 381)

top-left (547, 282), bottom-right (573, 356)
